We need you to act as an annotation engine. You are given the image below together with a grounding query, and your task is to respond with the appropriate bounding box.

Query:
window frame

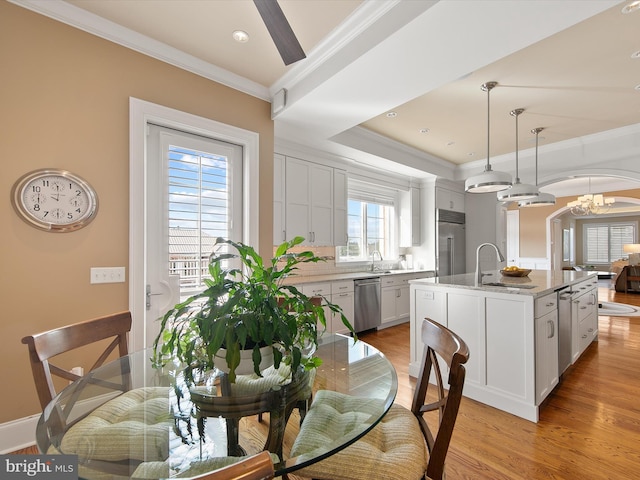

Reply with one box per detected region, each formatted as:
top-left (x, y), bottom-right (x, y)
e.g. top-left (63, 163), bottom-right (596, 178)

top-left (582, 220), bottom-right (637, 264)
top-left (336, 180), bottom-right (399, 264)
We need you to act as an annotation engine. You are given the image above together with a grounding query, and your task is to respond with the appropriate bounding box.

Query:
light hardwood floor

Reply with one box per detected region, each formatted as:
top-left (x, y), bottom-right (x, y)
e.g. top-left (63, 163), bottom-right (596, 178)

top-left (13, 283), bottom-right (640, 479)
top-left (359, 282), bottom-right (640, 479)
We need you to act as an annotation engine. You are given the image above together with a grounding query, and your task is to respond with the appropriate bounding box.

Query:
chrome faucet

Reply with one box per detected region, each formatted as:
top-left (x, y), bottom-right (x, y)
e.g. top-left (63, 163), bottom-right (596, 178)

top-left (475, 242), bottom-right (505, 285)
top-left (370, 250), bottom-right (383, 272)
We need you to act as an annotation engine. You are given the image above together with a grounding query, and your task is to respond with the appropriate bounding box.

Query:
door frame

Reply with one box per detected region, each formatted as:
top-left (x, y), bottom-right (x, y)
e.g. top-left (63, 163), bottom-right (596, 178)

top-left (128, 97), bottom-right (259, 351)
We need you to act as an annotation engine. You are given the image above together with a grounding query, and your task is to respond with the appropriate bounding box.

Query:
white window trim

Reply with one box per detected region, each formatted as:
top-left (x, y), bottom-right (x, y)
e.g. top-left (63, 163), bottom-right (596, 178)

top-left (582, 220), bottom-right (637, 265)
top-left (128, 97), bottom-right (259, 350)
top-left (337, 180), bottom-right (400, 264)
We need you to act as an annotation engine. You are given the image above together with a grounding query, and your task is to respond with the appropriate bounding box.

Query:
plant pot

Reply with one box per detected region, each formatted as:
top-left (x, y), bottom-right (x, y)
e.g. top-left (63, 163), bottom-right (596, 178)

top-left (215, 345), bottom-right (274, 376)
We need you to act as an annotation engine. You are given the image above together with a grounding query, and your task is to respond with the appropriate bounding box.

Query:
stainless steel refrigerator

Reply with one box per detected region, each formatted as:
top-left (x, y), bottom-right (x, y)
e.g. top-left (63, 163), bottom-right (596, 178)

top-left (436, 209), bottom-right (466, 277)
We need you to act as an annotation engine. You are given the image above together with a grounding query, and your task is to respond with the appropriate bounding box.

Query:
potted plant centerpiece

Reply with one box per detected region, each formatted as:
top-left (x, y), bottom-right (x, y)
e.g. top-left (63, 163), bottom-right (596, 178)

top-left (153, 236), bottom-right (356, 384)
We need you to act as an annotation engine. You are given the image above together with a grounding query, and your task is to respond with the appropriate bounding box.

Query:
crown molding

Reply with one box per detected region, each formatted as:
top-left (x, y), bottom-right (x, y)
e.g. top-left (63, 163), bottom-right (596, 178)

top-left (9, 0), bottom-right (270, 101)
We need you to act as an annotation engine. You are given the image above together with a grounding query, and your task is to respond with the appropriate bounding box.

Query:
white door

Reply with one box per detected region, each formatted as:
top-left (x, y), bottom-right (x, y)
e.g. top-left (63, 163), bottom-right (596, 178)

top-left (129, 98), bottom-right (260, 351)
top-left (144, 124), bottom-right (243, 348)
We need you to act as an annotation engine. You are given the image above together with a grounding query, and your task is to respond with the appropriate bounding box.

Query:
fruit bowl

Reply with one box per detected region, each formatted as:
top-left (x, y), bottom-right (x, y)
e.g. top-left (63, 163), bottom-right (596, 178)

top-left (500, 268), bottom-right (532, 277)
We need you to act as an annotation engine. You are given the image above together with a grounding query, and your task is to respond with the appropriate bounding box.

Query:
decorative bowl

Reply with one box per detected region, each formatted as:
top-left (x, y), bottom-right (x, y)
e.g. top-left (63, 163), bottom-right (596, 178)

top-left (500, 269), bottom-right (532, 277)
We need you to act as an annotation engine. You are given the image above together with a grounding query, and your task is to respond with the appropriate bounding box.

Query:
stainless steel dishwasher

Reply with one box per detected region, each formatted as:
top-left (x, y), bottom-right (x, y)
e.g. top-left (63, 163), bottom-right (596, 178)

top-left (354, 277), bottom-right (381, 332)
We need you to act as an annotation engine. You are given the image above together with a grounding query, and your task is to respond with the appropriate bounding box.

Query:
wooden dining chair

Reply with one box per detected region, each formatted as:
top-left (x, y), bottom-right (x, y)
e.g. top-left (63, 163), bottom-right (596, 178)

top-left (21, 310), bottom-right (132, 410)
top-left (187, 451), bottom-right (275, 480)
top-left (288, 318), bottom-right (470, 480)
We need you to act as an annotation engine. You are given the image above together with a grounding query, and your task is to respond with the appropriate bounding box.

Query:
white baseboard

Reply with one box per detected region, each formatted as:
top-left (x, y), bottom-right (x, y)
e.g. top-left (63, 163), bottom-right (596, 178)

top-left (0, 414), bottom-right (38, 454)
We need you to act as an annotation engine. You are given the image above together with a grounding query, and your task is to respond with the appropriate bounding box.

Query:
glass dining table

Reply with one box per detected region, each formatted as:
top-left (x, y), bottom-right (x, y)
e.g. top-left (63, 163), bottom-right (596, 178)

top-left (37, 333), bottom-right (397, 479)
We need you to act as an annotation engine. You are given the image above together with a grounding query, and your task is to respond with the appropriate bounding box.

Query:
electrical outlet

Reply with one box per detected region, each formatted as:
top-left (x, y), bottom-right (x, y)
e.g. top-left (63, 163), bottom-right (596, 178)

top-left (90, 267), bottom-right (126, 284)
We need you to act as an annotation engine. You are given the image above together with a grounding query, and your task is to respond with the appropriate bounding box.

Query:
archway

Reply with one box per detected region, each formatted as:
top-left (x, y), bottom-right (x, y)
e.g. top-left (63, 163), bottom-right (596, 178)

top-left (545, 195), bottom-right (640, 270)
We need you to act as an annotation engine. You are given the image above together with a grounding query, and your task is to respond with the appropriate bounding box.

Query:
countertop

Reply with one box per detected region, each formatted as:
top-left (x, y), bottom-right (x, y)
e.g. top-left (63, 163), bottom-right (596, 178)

top-left (409, 269), bottom-right (597, 297)
top-left (283, 269), bottom-right (435, 285)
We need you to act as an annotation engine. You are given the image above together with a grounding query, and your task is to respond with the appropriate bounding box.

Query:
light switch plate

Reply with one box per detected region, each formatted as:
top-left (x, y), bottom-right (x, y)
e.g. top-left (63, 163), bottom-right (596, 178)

top-left (90, 267), bottom-right (126, 284)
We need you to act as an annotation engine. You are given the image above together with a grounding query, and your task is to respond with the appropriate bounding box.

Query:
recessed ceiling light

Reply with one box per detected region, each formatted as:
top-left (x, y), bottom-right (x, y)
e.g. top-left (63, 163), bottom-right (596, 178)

top-left (632, 50), bottom-right (640, 59)
top-left (232, 30), bottom-right (249, 43)
top-left (386, 111), bottom-right (397, 118)
top-left (468, 152), bottom-right (475, 156)
top-left (635, 84), bottom-right (640, 91)
top-left (419, 128), bottom-right (429, 134)
top-left (446, 141), bottom-right (455, 146)
top-left (622, 1), bottom-right (640, 14)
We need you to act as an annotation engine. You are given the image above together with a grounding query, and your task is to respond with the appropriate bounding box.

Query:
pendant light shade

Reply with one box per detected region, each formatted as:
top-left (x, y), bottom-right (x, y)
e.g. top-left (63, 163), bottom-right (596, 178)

top-left (519, 127), bottom-right (556, 207)
top-left (465, 82), bottom-right (512, 193)
top-left (497, 108), bottom-right (539, 201)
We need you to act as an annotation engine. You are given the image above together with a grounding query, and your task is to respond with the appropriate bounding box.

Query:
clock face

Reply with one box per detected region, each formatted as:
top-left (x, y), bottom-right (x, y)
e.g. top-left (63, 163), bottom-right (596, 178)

top-left (11, 169), bottom-right (98, 232)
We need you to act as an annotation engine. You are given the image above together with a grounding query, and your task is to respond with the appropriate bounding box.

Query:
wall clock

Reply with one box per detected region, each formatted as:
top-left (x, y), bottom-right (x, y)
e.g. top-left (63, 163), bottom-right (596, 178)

top-left (11, 168), bottom-right (98, 232)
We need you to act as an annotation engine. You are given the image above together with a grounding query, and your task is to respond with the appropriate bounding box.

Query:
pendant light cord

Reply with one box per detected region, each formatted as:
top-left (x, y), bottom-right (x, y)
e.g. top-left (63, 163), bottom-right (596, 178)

top-left (481, 82), bottom-right (497, 171)
top-left (532, 127), bottom-right (543, 185)
top-left (511, 108), bottom-right (524, 183)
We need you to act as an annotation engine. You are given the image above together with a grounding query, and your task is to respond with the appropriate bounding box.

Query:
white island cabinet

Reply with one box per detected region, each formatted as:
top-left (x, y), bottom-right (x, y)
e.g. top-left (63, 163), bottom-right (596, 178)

top-left (410, 270), bottom-right (597, 423)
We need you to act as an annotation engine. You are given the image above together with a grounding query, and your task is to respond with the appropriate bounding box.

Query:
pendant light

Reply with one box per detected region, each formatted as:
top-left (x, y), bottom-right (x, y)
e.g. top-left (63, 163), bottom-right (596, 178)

top-left (497, 108), bottom-right (539, 201)
top-left (465, 82), bottom-right (512, 193)
top-left (519, 127), bottom-right (556, 207)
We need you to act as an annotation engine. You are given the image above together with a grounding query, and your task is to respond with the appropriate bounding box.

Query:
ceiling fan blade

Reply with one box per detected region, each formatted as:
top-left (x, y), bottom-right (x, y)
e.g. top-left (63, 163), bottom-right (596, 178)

top-left (253, 0), bottom-right (306, 66)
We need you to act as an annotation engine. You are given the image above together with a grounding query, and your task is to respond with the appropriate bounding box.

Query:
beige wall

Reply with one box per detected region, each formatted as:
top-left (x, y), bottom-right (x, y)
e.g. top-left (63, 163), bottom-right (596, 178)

top-left (0, 2), bottom-right (273, 423)
top-left (516, 188), bottom-right (640, 259)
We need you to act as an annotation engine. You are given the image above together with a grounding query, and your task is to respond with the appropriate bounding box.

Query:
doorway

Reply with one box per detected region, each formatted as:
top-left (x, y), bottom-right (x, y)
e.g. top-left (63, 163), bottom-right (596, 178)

top-left (128, 98), bottom-right (259, 351)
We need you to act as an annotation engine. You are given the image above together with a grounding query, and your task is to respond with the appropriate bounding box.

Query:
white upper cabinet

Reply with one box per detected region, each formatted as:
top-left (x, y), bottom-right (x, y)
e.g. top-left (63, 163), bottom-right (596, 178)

top-left (281, 156), bottom-right (346, 246)
top-left (436, 187), bottom-right (465, 213)
top-left (333, 169), bottom-right (348, 246)
top-left (273, 154), bottom-right (286, 245)
top-left (399, 186), bottom-right (421, 247)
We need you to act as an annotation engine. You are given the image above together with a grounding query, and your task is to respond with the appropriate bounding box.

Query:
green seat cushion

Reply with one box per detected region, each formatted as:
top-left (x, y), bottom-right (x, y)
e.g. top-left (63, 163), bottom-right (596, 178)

top-left (60, 387), bottom-right (173, 462)
top-left (290, 390), bottom-right (427, 480)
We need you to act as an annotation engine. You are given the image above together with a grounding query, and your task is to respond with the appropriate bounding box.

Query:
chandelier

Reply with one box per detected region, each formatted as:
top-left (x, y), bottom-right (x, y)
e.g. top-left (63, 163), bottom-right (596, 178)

top-left (567, 178), bottom-right (615, 215)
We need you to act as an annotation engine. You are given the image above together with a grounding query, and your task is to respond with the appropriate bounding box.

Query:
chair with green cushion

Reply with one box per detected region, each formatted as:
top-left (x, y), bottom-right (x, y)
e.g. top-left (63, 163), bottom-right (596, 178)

top-left (288, 318), bottom-right (469, 480)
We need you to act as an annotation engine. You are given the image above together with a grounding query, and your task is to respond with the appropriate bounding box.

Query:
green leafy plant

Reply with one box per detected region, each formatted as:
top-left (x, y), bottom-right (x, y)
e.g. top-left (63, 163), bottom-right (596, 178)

top-left (153, 236), bottom-right (356, 383)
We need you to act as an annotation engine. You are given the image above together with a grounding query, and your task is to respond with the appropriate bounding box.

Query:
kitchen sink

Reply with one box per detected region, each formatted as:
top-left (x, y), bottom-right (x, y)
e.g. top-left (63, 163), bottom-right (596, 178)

top-left (482, 282), bottom-right (537, 289)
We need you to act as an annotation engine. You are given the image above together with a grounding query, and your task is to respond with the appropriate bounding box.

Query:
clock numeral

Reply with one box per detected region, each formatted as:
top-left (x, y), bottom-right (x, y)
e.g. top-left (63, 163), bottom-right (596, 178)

top-left (32, 186), bottom-right (41, 193)
top-left (34, 204), bottom-right (40, 212)
top-left (67, 213), bottom-right (73, 220)
top-left (75, 189), bottom-right (82, 196)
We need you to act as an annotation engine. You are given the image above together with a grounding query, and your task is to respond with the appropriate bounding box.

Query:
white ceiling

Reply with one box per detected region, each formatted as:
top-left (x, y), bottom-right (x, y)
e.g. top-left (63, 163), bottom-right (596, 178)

top-left (13, 0), bottom-right (640, 197)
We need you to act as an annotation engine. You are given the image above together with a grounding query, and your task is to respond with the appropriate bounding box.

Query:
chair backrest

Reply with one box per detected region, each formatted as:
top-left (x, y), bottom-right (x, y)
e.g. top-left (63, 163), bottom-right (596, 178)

top-left (188, 451), bottom-right (274, 480)
top-left (22, 311), bottom-right (132, 410)
top-left (412, 318), bottom-right (470, 480)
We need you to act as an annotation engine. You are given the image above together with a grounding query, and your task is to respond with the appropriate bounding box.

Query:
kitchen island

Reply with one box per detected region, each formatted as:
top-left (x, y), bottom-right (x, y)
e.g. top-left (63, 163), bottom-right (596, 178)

top-left (409, 270), bottom-right (598, 422)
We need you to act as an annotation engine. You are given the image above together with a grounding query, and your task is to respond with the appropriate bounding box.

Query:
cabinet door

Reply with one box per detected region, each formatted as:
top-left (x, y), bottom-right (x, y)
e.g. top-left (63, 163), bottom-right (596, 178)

top-left (333, 169), bottom-right (348, 246)
top-left (331, 291), bottom-right (354, 334)
top-left (285, 158), bottom-right (312, 242)
top-left (273, 154), bottom-right (286, 244)
top-left (411, 187), bottom-right (421, 245)
top-left (381, 287), bottom-right (398, 324)
top-left (310, 163), bottom-right (334, 246)
top-left (535, 309), bottom-right (559, 404)
top-left (436, 187), bottom-right (465, 213)
top-left (397, 285), bottom-right (411, 319)
top-left (302, 283), bottom-right (332, 332)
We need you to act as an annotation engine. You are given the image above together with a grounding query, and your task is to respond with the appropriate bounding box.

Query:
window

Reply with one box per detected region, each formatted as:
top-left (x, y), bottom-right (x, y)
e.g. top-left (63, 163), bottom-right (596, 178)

top-left (583, 222), bottom-right (637, 264)
top-left (149, 123), bottom-right (243, 299)
top-left (168, 143), bottom-right (240, 292)
top-left (337, 180), bottom-right (396, 262)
